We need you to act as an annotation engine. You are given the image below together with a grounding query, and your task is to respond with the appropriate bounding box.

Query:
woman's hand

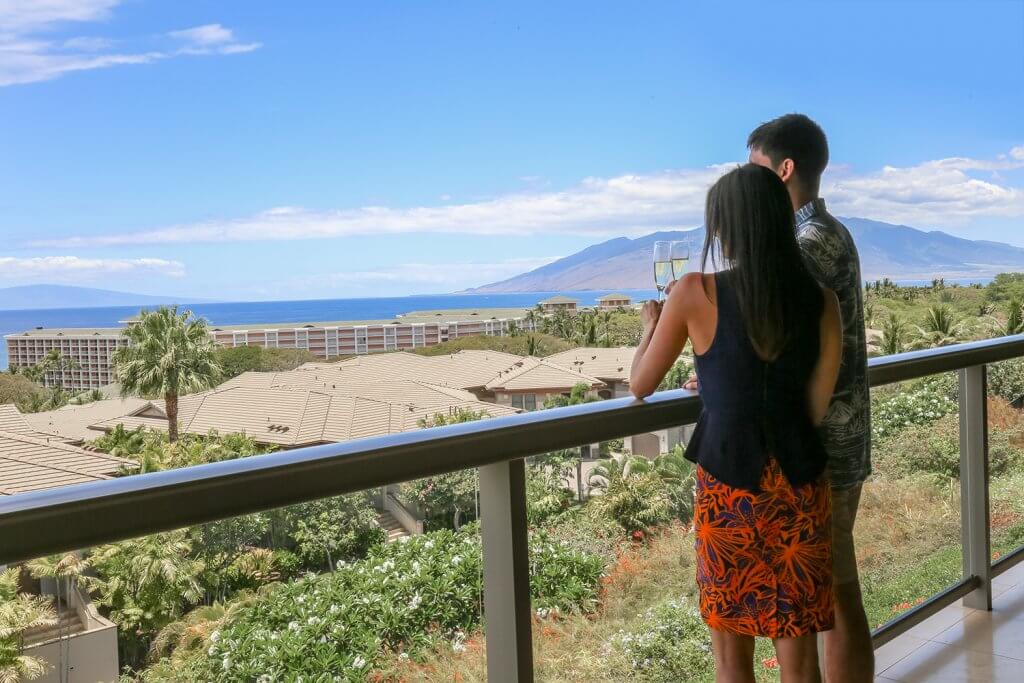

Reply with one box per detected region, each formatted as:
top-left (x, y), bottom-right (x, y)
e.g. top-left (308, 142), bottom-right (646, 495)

top-left (640, 299), bottom-right (662, 332)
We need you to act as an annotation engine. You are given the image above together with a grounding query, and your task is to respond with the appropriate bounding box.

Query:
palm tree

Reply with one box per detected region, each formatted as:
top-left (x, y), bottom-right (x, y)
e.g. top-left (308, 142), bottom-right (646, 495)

top-left (914, 304), bottom-right (964, 348)
top-left (880, 312), bottom-right (909, 356)
top-left (0, 567), bottom-right (57, 683)
top-left (525, 335), bottom-right (540, 357)
top-left (148, 593), bottom-right (257, 666)
top-left (598, 311), bottom-right (614, 347)
top-left (114, 306), bottom-right (221, 442)
top-left (26, 553), bottom-right (89, 605)
top-left (1005, 299), bottom-right (1024, 336)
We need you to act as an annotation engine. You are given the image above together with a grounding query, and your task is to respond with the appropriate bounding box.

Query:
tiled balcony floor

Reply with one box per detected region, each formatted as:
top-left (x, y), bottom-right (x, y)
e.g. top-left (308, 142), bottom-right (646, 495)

top-left (875, 560), bottom-right (1024, 681)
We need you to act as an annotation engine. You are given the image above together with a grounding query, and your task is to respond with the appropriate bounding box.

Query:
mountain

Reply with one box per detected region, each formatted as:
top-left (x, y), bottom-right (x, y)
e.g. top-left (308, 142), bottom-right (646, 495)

top-left (0, 285), bottom-right (211, 311)
top-left (466, 218), bottom-right (1024, 292)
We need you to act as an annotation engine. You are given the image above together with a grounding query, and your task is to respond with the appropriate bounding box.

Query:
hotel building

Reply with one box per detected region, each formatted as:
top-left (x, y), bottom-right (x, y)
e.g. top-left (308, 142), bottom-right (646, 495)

top-left (5, 308), bottom-right (535, 391)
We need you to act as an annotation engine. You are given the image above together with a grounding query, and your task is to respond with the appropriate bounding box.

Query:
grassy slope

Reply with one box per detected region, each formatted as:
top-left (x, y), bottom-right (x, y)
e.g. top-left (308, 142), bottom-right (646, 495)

top-left (378, 466), bottom-right (1024, 682)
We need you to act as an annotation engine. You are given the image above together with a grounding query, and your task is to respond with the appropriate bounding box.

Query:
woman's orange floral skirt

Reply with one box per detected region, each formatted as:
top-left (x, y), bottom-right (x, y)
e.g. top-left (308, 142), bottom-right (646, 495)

top-left (694, 458), bottom-right (834, 639)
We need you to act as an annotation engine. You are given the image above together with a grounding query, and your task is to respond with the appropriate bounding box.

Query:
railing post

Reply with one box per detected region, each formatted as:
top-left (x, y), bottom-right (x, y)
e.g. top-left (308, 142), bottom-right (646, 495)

top-left (479, 459), bottom-right (534, 682)
top-left (959, 365), bottom-right (992, 610)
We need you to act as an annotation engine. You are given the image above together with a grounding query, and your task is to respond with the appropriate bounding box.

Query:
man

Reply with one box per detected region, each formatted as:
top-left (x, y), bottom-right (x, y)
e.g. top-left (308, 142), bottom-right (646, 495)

top-left (748, 113), bottom-right (873, 680)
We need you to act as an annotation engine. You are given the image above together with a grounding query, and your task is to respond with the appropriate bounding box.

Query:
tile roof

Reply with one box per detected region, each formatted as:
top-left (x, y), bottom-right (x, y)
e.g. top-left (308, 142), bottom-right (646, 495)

top-left (543, 347), bottom-right (636, 383)
top-left (597, 293), bottom-right (632, 301)
top-left (91, 385), bottom-right (519, 447)
top-left (0, 404), bottom-right (40, 435)
top-left (539, 296), bottom-right (579, 304)
top-left (22, 398), bottom-right (149, 443)
top-left (483, 358), bottom-right (605, 391)
top-left (0, 430), bottom-right (136, 496)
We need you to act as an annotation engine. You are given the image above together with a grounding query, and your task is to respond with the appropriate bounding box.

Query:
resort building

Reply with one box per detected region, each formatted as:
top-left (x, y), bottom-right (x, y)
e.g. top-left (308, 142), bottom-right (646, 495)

top-left (4, 308), bottom-right (535, 391)
top-left (596, 293), bottom-right (632, 310)
top-left (4, 328), bottom-right (129, 390)
top-left (538, 295), bottom-right (579, 312)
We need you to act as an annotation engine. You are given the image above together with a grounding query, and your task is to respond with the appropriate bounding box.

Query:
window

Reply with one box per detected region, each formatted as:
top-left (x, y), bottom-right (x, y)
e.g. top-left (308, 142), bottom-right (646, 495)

top-left (512, 394), bottom-right (537, 411)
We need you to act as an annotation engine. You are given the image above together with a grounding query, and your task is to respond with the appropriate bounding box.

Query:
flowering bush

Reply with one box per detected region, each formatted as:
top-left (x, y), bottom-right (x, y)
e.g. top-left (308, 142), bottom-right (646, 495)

top-left (186, 528), bottom-right (604, 681)
top-left (871, 379), bottom-right (957, 441)
top-left (607, 597), bottom-right (714, 682)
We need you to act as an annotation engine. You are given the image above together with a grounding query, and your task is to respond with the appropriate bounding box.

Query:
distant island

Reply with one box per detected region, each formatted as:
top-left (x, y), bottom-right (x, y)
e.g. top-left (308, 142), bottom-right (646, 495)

top-left (465, 217), bottom-right (1024, 292)
top-left (0, 284), bottom-right (213, 311)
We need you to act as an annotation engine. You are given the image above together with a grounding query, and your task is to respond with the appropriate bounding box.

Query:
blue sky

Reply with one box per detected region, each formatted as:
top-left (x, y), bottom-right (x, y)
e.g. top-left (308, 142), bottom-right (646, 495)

top-left (1, 0), bottom-right (1023, 300)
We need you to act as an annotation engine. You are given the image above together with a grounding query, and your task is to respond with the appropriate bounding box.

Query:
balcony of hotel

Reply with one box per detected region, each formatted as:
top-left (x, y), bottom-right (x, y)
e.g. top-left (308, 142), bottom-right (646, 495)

top-left (4, 336), bottom-right (1024, 682)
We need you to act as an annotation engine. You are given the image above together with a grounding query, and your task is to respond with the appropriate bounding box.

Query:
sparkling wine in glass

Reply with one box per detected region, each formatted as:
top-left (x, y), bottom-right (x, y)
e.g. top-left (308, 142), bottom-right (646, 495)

top-left (671, 239), bottom-right (691, 280)
top-left (653, 241), bottom-right (672, 300)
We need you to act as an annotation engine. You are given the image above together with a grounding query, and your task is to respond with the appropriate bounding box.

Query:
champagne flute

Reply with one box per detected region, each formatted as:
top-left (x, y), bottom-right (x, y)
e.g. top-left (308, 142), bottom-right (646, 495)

top-left (671, 239), bottom-right (691, 281)
top-left (653, 241), bottom-right (672, 301)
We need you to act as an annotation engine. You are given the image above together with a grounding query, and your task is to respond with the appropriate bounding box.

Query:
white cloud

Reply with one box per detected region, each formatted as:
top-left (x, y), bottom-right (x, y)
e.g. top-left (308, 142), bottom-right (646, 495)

top-left (0, 3), bottom-right (260, 86)
top-left (825, 153), bottom-right (1024, 226)
top-left (277, 257), bottom-right (559, 297)
top-left (168, 23), bottom-right (261, 55)
top-left (0, 256), bottom-right (184, 281)
top-left (27, 147), bottom-right (1024, 248)
top-left (0, 0), bottom-right (119, 31)
top-left (314, 258), bottom-right (559, 286)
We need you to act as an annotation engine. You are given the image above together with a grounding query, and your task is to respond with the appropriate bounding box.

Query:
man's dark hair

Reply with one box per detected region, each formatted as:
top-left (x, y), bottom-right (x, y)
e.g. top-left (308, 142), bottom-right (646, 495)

top-left (747, 113), bottom-right (829, 190)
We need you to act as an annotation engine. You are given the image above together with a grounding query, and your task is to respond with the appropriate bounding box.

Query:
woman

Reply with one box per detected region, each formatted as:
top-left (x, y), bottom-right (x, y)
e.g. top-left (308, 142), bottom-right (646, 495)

top-left (630, 164), bottom-right (842, 682)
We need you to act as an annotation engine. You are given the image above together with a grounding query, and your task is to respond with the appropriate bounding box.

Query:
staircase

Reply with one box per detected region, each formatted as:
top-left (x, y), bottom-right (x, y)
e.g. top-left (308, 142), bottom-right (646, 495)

top-left (23, 607), bottom-right (85, 645)
top-left (378, 511), bottom-right (411, 543)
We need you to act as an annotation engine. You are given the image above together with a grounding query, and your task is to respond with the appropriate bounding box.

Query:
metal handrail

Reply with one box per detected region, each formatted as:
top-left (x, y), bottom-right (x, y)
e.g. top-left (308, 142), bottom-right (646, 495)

top-left (2, 334), bottom-right (1024, 565)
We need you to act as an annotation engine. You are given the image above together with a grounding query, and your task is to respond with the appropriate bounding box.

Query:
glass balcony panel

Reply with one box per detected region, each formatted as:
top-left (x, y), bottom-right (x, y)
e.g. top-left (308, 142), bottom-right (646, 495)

top-left (861, 372), bottom-right (964, 634)
top-left (984, 358), bottom-right (1024, 566)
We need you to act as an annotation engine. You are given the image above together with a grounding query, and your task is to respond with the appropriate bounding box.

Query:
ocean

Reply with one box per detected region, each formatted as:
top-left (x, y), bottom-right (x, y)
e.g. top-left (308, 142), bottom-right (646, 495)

top-left (0, 290), bottom-right (658, 369)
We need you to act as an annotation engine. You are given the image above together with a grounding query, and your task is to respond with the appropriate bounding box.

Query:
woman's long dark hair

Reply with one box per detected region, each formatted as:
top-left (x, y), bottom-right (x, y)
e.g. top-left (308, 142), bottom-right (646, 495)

top-left (702, 163), bottom-right (819, 359)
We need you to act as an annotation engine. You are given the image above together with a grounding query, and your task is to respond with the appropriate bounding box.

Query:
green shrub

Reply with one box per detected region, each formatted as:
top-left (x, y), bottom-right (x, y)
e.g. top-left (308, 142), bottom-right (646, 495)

top-left (876, 414), bottom-right (1024, 479)
top-left (875, 416), bottom-right (961, 479)
top-left (607, 597), bottom-right (713, 682)
top-left (871, 379), bottom-right (957, 441)
top-left (529, 530), bottom-right (605, 615)
top-left (187, 528), bottom-right (605, 681)
top-left (277, 494), bottom-right (386, 570)
top-left (987, 358), bottom-right (1024, 402)
top-left (541, 506), bottom-right (624, 563)
top-left (591, 471), bottom-right (673, 534)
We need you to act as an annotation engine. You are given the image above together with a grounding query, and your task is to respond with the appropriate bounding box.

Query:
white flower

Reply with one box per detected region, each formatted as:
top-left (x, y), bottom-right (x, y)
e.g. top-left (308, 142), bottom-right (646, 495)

top-left (222, 656), bottom-right (231, 669)
top-left (409, 593), bottom-right (423, 610)
top-left (288, 621), bottom-right (301, 632)
top-left (353, 655), bottom-right (367, 668)
top-left (210, 630), bottom-right (220, 643)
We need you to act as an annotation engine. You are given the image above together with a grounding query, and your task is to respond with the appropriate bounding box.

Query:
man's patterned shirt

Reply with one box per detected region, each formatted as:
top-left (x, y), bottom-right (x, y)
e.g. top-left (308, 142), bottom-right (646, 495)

top-left (796, 199), bottom-right (871, 489)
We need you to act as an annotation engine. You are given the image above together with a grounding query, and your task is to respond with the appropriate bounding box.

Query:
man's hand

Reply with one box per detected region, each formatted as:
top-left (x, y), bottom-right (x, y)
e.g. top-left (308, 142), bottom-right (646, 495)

top-left (683, 375), bottom-right (699, 392)
top-left (640, 299), bottom-right (662, 332)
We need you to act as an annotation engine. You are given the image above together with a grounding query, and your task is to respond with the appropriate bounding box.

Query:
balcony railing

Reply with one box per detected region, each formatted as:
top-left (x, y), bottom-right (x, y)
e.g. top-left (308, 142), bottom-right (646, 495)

top-left (4, 335), bottom-right (1024, 681)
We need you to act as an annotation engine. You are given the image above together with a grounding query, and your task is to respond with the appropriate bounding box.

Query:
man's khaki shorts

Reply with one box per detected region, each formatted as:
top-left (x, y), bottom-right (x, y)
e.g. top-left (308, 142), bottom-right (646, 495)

top-left (831, 483), bottom-right (863, 586)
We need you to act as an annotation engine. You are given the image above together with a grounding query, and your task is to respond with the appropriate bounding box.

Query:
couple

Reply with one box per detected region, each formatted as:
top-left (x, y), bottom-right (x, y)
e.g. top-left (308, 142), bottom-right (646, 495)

top-left (631, 114), bottom-right (872, 682)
